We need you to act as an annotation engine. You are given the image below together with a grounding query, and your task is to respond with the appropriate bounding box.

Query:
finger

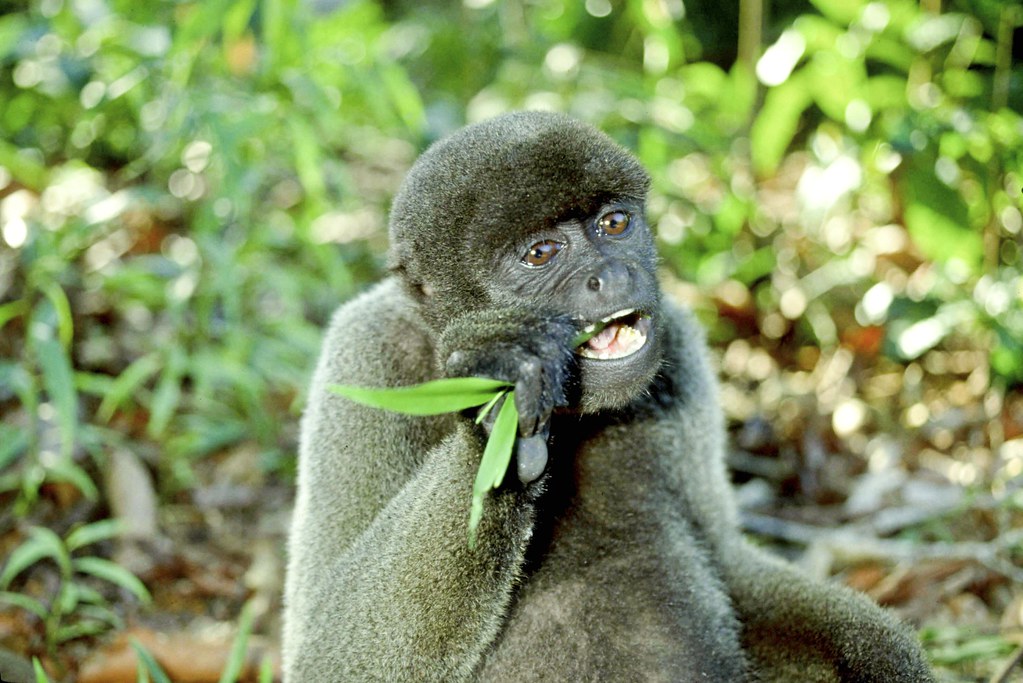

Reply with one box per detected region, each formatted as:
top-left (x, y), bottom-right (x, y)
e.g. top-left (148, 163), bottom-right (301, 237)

top-left (514, 357), bottom-right (543, 437)
top-left (516, 433), bottom-right (549, 484)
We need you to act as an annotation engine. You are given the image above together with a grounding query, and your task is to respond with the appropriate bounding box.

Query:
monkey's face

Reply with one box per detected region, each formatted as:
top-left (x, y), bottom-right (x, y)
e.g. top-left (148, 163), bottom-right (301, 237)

top-left (486, 197), bottom-right (664, 412)
top-left (388, 111), bottom-right (663, 410)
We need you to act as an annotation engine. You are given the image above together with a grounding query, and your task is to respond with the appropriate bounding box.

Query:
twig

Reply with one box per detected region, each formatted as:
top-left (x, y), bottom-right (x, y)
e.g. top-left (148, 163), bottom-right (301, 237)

top-left (990, 644), bottom-right (1023, 683)
top-left (742, 513), bottom-right (1023, 583)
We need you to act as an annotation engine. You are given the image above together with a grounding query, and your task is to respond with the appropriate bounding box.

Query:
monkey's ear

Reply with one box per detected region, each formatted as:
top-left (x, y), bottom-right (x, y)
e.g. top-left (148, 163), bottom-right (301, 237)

top-left (388, 242), bottom-right (432, 302)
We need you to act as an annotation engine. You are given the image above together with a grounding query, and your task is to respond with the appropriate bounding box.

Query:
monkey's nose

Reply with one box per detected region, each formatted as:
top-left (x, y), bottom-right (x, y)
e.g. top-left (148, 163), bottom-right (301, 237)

top-left (587, 261), bottom-right (630, 293)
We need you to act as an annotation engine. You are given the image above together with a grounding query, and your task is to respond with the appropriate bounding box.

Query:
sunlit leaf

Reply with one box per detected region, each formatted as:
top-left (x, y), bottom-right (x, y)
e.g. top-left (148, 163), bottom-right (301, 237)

top-left (901, 158), bottom-right (983, 270)
top-left (808, 0), bottom-right (866, 26)
top-left (329, 378), bottom-right (512, 415)
top-left (72, 557), bottom-right (151, 604)
top-left (468, 392), bottom-right (518, 549)
top-left (751, 72), bottom-right (812, 176)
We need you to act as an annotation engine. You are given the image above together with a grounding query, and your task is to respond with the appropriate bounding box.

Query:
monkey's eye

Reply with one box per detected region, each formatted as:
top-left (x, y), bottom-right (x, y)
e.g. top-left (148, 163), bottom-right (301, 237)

top-left (522, 240), bottom-right (563, 267)
top-left (597, 210), bottom-right (631, 236)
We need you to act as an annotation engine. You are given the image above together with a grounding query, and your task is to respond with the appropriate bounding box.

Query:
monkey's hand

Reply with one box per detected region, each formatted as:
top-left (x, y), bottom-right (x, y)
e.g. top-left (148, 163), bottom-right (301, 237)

top-left (440, 309), bottom-right (576, 481)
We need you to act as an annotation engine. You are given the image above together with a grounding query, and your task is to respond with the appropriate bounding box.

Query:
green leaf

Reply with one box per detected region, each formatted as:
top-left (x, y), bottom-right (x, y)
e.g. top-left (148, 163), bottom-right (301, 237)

top-left (0, 527), bottom-right (71, 588)
top-left (219, 601), bottom-right (254, 683)
top-left (130, 640), bottom-right (172, 683)
top-left (34, 657), bottom-right (51, 683)
top-left (66, 519), bottom-right (125, 552)
top-left (329, 377), bottom-right (512, 415)
top-left (572, 320), bottom-right (609, 348)
top-left (34, 335), bottom-right (77, 459)
top-left (56, 619), bottom-right (110, 643)
top-left (74, 603), bottom-right (123, 629)
top-left (0, 590), bottom-right (48, 620)
top-left (751, 73), bottom-right (812, 176)
top-left (900, 159), bottom-right (983, 270)
top-left (474, 390), bottom-right (506, 425)
top-left (97, 353), bottom-right (162, 423)
top-left (259, 656), bottom-right (274, 683)
top-left (0, 13), bottom-right (28, 60)
top-left (147, 347), bottom-right (186, 438)
top-left (468, 392), bottom-right (518, 549)
top-left (44, 458), bottom-right (99, 501)
top-left (41, 282), bottom-right (73, 350)
top-left (808, 0), bottom-right (866, 26)
top-left (0, 424), bottom-right (29, 470)
top-left (0, 299), bottom-right (27, 332)
top-left (72, 557), bottom-right (151, 604)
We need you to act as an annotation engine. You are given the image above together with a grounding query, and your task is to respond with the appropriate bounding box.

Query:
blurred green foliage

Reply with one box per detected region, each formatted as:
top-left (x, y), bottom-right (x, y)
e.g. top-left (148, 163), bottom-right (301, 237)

top-left (0, 0), bottom-right (1021, 660)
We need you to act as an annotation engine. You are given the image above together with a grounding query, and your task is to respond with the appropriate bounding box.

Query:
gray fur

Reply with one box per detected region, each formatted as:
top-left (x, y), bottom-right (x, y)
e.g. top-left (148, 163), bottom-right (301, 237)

top-left (283, 111), bottom-right (934, 682)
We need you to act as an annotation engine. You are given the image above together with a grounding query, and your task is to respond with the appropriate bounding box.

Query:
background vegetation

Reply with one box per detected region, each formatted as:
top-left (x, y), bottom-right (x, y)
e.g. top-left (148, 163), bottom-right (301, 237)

top-left (0, 0), bottom-right (1020, 680)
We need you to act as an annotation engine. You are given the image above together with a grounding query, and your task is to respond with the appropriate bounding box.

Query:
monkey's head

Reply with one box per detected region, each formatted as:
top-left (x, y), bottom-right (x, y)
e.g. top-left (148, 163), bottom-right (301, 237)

top-left (389, 111), bottom-right (662, 411)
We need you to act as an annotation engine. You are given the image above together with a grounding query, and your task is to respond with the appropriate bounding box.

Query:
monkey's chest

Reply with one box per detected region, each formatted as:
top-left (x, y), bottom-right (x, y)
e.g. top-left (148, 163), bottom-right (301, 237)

top-left (476, 530), bottom-right (747, 682)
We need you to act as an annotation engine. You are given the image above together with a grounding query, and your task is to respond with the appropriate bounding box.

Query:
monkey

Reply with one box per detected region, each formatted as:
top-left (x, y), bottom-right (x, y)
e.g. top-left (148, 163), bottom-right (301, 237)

top-left (282, 111), bottom-right (934, 682)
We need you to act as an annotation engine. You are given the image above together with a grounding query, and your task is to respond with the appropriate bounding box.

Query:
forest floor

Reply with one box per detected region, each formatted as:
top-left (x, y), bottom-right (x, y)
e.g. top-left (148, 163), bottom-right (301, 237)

top-left (3, 316), bottom-right (1020, 683)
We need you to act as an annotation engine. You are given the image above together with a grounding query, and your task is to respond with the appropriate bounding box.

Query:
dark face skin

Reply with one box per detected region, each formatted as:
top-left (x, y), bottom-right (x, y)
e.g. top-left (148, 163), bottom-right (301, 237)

top-left (485, 197), bottom-right (663, 412)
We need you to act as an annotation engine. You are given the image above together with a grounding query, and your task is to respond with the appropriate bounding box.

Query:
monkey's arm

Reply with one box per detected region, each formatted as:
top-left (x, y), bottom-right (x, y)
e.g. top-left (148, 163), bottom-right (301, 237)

top-left (719, 541), bottom-right (935, 682)
top-left (651, 304), bottom-right (933, 682)
top-left (283, 281), bottom-right (570, 682)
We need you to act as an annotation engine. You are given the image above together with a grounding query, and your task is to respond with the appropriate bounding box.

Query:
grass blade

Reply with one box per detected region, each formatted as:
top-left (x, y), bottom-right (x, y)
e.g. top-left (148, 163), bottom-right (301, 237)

top-left (467, 392), bottom-right (518, 549)
top-left (0, 590), bottom-right (48, 619)
top-left (33, 657), bottom-right (51, 683)
top-left (571, 319), bottom-right (608, 348)
top-left (474, 389), bottom-right (506, 425)
top-left (66, 519), bottom-right (125, 552)
top-left (72, 557), bottom-right (151, 604)
top-left (218, 600), bottom-right (253, 683)
top-left (97, 353), bottom-right (162, 423)
top-left (0, 527), bottom-right (71, 588)
top-left (130, 640), bottom-right (172, 683)
top-left (329, 377), bottom-right (511, 415)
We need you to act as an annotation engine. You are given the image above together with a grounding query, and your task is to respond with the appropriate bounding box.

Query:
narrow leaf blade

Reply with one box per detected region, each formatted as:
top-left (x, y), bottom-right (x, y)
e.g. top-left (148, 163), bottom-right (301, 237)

top-left (66, 519), bottom-right (125, 552)
top-left (468, 392), bottom-right (518, 548)
top-left (329, 377), bottom-right (511, 415)
top-left (218, 600), bottom-right (254, 683)
top-left (0, 591), bottom-right (48, 620)
top-left (0, 528), bottom-right (70, 588)
top-left (130, 640), bottom-right (172, 683)
top-left (72, 557), bottom-right (151, 604)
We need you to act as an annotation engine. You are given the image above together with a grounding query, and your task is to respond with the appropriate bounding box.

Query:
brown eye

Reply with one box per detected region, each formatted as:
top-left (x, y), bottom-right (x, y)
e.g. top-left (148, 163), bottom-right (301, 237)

top-left (523, 240), bottom-right (563, 267)
top-left (597, 210), bottom-right (630, 236)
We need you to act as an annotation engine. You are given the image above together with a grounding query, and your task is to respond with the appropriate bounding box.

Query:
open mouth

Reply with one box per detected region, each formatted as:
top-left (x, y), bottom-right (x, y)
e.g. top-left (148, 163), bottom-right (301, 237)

top-left (575, 309), bottom-right (652, 361)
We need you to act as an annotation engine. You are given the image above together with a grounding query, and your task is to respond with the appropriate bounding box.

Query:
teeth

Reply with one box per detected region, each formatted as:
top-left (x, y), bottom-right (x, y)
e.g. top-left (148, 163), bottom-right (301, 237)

top-left (601, 308), bottom-right (634, 324)
top-left (583, 323), bottom-right (596, 334)
top-left (577, 318), bottom-right (649, 360)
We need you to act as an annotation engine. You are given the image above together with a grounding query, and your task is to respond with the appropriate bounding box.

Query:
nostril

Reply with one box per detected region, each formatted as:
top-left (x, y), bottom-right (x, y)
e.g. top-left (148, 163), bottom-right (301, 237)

top-left (587, 276), bottom-right (602, 291)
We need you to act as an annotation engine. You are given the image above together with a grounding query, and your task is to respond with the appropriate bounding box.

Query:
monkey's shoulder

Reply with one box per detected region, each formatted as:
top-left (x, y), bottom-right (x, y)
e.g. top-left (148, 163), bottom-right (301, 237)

top-left (316, 277), bottom-right (437, 388)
